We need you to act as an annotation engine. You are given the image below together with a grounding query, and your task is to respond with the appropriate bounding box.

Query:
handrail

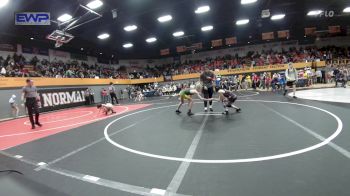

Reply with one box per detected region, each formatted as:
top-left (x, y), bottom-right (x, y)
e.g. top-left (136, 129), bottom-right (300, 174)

top-left (0, 61), bottom-right (326, 88)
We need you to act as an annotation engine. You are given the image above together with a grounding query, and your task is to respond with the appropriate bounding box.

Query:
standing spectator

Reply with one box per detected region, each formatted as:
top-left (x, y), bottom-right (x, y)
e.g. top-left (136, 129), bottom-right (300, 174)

top-left (120, 89), bottom-right (124, 99)
top-left (127, 86), bottom-right (132, 99)
top-left (0, 66), bottom-right (6, 76)
top-left (265, 74), bottom-right (271, 91)
top-left (84, 89), bottom-right (91, 105)
top-left (241, 75), bottom-right (248, 90)
top-left (252, 73), bottom-right (260, 90)
top-left (260, 72), bottom-right (267, 89)
top-left (109, 82), bottom-right (119, 105)
top-left (89, 88), bottom-right (95, 104)
top-left (22, 79), bottom-right (42, 129)
top-left (284, 63), bottom-right (298, 98)
top-left (9, 94), bottom-right (19, 118)
top-left (101, 88), bottom-right (108, 104)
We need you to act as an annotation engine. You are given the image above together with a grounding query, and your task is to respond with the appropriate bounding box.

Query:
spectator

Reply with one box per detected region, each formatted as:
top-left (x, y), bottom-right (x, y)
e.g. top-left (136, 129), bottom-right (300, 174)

top-left (9, 94), bottom-right (19, 118)
top-left (101, 88), bottom-right (108, 104)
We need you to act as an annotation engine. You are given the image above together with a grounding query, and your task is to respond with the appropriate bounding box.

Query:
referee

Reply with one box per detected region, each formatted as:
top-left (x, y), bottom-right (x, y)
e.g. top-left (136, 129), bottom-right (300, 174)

top-left (200, 66), bottom-right (216, 112)
top-left (22, 79), bottom-right (42, 129)
top-left (109, 82), bottom-right (119, 105)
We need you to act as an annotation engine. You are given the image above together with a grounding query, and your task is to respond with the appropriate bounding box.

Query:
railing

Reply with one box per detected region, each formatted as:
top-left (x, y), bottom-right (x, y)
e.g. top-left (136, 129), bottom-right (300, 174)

top-left (0, 61), bottom-right (326, 88)
top-left (331, 59), bottom-right (350, 66)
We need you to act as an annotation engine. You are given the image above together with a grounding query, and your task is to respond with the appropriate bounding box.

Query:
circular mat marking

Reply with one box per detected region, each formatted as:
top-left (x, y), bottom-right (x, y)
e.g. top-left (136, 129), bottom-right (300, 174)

top-left (24, 111), bottom-right (94, 125)
top-left (104, 101), bottom-right (342, 163)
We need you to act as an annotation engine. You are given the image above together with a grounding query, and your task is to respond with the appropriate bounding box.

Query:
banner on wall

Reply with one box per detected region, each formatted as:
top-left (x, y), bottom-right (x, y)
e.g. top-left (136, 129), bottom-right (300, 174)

top-left (277, 30), bottom-right (290, 38)
top-left (225, 37), bottom-right (237, 45)
top-left (192, 42), bottom-right (203, 49)
top-left (262, 32), bottom-right (274, 40)
top-left (176, 46), bottom-right (187, 53)
top-left (71, 53), bottom-right (88, 61)
top-left (328, 25), bottom-right (341, 33)
top-left (160, 48), bottom-right (170, 56)
top-left (38, 88), bottom-right (87, 112)
top-left (0, 43), bottom-right (17, 52)
top-left (22, 46), bottom-right (49, 55)
top-left (211, 39), bottom-right (223, 47)
top-left (305, 27), bottom-right (316, 36)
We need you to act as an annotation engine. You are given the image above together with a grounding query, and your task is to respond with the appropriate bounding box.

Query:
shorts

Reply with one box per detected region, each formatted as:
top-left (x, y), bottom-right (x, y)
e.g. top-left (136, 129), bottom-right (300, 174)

top-left (286, 81), bottom-right (296, 87)
top-left (10, 103), bottom-right (16, 109)
top-left (225, 97), bottom-right (237, 107)
top-left (179, 91), bottom-right (191, 100)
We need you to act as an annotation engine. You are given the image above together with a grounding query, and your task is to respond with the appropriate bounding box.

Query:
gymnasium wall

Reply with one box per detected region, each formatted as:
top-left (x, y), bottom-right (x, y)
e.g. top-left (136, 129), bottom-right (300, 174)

top-left (0, 84), bottom-right (128, 120)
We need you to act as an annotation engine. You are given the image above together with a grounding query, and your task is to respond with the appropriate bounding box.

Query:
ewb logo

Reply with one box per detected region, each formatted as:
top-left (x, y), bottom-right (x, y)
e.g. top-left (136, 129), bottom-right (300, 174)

top-left (15, 12), bottom-right (50, 25)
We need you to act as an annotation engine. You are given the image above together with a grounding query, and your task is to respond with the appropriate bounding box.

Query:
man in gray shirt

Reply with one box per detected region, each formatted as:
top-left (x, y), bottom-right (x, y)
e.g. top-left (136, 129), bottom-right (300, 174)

top-left (109, 82), bottom-right (119, 105)
top-left (22, 79), bottom-right (42, 129)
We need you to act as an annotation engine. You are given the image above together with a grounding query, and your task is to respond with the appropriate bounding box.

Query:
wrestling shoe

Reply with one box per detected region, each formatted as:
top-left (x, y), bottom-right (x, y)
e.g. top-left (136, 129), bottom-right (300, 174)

top-left (204, 107), bottom-right (208, 112)
top-left (222, 111), bottom-right (229, 115)
top-left (175, 110), bottom-right (181, 114)
top-left (236, 108), bottom-right (241, 113)
top-left (187, 111), bottom-right (194, 116)
top-left (35, 122), bottom-right (42, 127)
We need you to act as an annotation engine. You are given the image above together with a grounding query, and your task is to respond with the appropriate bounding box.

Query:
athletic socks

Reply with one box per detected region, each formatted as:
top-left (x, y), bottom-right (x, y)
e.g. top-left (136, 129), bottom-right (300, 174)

top-left (204, 107), bottom-right (208, 112)
top-left (209, 105), bottom-right (213, 112)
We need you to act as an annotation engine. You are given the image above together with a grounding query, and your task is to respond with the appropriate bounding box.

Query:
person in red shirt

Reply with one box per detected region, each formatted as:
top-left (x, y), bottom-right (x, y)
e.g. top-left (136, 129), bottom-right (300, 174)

top-left (252, 73), bottom-right (260, 90)
top-left (101, 88), bottom-right (108, 104)
top-left (265, 75), bottom-right (272, 91)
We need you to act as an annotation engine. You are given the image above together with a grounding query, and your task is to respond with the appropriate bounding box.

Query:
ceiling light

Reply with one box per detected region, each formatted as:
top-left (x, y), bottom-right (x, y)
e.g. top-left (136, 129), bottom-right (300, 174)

top-left (100, 53), bottom-right (103, 55)
top-left (124, 25), bottom-right (137, 32)
top-left (157, 15), bottom-right (172, 23)
top-left (30, 37), bottom-right (34, 40)
top-left (241, 0), bottom-right (257, 5)
top-left (236, 19), bottom-right (249, 25)
top-left (173, 31), bottom-right (184, 37)
top-left (343, 7), bottom-right (350, 13)
top-left (81, 48), bottom-right (84, 51)
top-left (201, 25), bottom-right (213, 32)
top-left (271, 14), bottom-right (285, 20)
top-left (97, 33), bottom-right (110, 39)
top-left (307, 10), bottom-right (322, 16)
top-left (146, 37), bottom-right (157, 43)
top-left (86, 0), bottom-right (103, 9)
top-left (195, 5), bottom-right (210, 14)
top-left (123, 43), bottom-right (133, 48)
top-left (0, 0), bottom-right (9, 8)
top-left (57, 14), bottom-right (72, 22)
